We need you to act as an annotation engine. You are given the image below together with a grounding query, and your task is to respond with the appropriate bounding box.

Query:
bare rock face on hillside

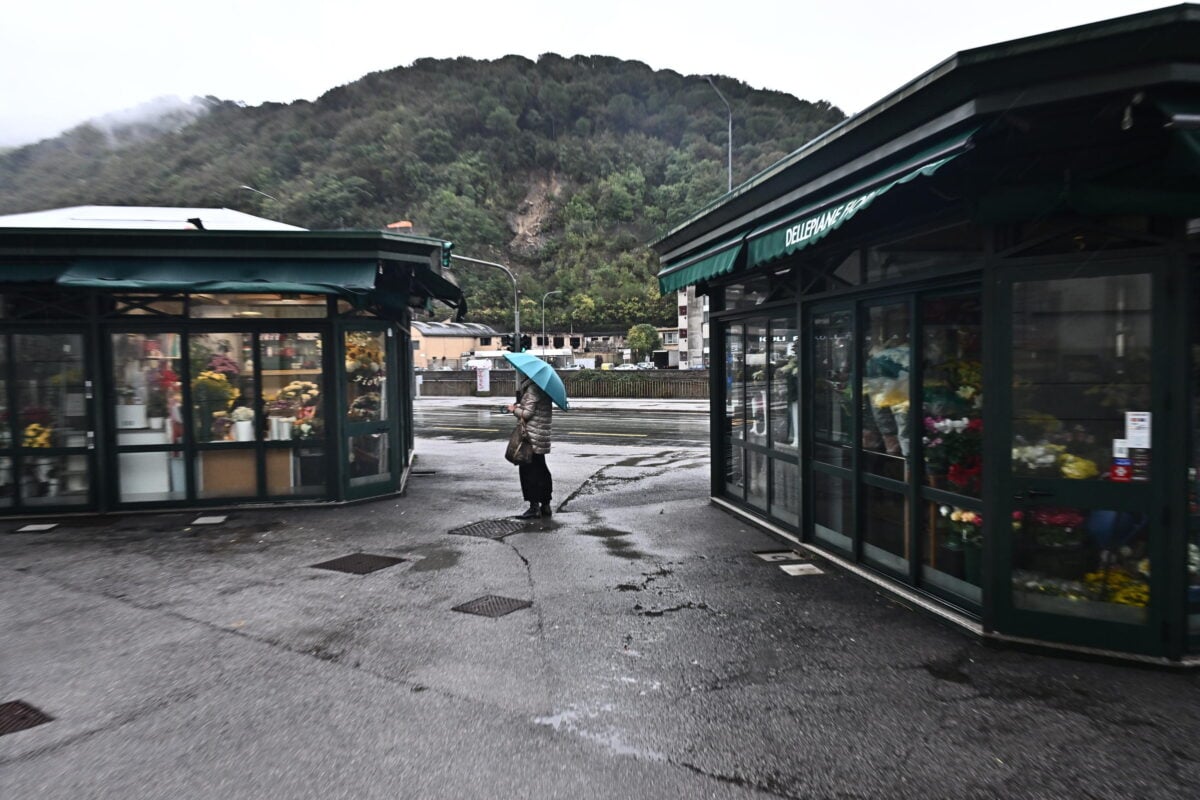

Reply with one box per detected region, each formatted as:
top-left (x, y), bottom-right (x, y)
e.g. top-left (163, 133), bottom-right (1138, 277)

top-left (509, 172), bottom-right (561, 257)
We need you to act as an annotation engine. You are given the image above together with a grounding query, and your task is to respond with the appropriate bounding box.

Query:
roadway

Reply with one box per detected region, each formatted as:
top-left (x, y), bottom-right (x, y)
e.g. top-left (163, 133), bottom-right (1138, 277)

top-left (413, 402), bottom-right (710, 447)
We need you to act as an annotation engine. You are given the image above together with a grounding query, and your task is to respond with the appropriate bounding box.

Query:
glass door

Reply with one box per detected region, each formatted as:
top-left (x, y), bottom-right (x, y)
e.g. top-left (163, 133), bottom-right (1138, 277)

top-left (859, 298), bottom-right (914, 578)
top-left (110, 331), bottom-right (185, 504)
top-left (342, 325), bottom-right (398, 499)
top-left (997, 264), bottom-right (1166, 654)
top-left (0, 332), bottom-right (93, 510)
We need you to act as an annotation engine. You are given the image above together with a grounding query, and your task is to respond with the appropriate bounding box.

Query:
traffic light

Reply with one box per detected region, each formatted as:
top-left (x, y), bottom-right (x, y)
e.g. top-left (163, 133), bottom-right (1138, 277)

top-left (519, 335), bottom-right (531, 352)
top-left (440, 242), bottom-right (453, 269)
top-left (501, 334), bottom-right (514, 351)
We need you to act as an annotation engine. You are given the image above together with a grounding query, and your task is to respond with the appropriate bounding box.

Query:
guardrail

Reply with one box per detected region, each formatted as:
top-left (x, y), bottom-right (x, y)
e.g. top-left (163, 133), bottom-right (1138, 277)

top-left (416, 369), bottom-right (710, 399)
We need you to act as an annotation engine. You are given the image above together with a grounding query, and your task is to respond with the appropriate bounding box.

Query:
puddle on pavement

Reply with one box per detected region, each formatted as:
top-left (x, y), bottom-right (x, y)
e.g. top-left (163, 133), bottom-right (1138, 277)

top-left (578, 527), bottom-right (650, 561)
top-left (407, 545), bottom-right (462, 573)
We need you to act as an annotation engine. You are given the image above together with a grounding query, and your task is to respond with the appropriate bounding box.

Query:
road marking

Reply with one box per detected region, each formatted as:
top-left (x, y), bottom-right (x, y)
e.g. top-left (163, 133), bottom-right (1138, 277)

top-left (429, 426), bottom-right (497, 432)
top-left (565, 431), bottom-right (648, 438)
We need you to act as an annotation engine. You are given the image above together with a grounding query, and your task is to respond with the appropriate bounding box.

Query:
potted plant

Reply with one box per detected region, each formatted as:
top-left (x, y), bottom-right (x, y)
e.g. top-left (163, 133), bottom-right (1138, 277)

top-left (146, 389), bottom-right (168, 431)
top-left (230, 405), bottom-right (255, 441)
top-left (191, 370), bottom-right (239, 442)
top-left (115, 386), bottom-right (147, 429)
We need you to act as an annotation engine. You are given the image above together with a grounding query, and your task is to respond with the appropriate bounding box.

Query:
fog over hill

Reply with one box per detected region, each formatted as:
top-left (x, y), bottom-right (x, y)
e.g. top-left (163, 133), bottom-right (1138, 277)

top-left (0, 54), bottom-right (844, 329)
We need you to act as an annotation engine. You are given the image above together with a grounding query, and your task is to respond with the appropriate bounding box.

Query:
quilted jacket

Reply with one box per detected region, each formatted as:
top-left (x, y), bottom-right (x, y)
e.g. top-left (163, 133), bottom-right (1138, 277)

top-left (514, 376), bottom-right (553, 454)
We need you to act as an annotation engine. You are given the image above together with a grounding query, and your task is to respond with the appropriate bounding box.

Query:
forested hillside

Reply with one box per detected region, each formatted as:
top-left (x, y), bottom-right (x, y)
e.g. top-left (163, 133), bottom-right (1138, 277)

top-left (0, 54), bottom-right (843, 329)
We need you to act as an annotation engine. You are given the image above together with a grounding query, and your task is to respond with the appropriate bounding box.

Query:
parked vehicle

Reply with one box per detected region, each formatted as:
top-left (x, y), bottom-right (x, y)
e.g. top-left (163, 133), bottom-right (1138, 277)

top-left (635, 361), bottom-right (656, 370)
top-left (613, 363), bottom-right (639, 371)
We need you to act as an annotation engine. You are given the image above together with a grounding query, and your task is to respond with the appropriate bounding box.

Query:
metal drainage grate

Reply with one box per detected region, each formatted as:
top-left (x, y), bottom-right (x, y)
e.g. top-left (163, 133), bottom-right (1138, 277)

top-left (311, 553), bottom-right (407, 574)
top-left (448, 518), bottom-right (529, 540)
top-left (0, 701), bottom-right (53, 736)
top-left (452, 595), bottom-right (532, 618)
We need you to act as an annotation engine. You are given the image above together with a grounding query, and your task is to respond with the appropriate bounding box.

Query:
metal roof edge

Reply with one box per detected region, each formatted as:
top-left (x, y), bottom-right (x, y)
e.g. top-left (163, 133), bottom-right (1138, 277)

top-left (0, 227), bottom-right (448, 261)
top-left (652, 3), bottom-right (1200, 257)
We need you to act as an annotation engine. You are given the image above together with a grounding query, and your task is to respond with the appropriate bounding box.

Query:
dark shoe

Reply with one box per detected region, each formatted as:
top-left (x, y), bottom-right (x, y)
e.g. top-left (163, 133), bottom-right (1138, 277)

top-left (540, 504), bottom-right (552, 517)
top-left (517, 504), bottom-right (540, 519)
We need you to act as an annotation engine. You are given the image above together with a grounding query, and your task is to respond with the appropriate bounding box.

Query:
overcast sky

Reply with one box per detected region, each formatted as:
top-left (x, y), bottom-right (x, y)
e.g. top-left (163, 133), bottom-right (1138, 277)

top-left (0, 0), bottom-right (1177, 148)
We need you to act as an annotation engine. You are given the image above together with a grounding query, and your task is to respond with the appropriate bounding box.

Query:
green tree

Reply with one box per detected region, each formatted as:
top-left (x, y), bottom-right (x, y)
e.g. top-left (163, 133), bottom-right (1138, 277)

top-left (627, 324), bottom-right (661, 362)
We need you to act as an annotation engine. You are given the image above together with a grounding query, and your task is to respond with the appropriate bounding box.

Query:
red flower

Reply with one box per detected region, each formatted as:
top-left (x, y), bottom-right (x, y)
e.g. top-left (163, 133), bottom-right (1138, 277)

top-left (947, 455), bottom-right (982, 491)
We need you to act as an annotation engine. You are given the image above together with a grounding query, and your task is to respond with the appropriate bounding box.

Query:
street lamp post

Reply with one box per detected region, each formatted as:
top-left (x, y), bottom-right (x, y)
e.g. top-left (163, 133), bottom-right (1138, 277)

top-left (706, 76), bottom-right (732, 193)
top-left (449, 254), bottom-right (520, 346)
top-left (541, 290), bottom-right (562, 357)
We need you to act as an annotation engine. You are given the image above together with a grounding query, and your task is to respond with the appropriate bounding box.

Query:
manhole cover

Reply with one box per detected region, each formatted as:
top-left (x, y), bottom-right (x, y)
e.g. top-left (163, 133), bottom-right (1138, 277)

top-left (311, 553), bottom-right (407, 574)
top-left (452, 595), bottom-right (532, 618)
top-left (0, 701), bottom-right (53, 736)
top-left (448, 518), bottom-right (529, 539)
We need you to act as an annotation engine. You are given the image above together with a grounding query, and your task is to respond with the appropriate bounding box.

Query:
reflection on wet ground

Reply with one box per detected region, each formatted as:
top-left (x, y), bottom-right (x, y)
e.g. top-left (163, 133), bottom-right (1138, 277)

top-left (414, 407), bottom-right (708, 446)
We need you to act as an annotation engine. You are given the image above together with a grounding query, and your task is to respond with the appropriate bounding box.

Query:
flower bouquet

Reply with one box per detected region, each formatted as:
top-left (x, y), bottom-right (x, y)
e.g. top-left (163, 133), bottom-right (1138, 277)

top-left (293, 417), bottom-right (324, 441)
top-left (277, 380), bottom-right (320, 406)
top-left (345, 335), bottom-right (383, 375)
top-left (192, 371), bottom-right (239, 440)
top-left (24, 423), bottom-right (52, 448)
top-left (348, 391), bottom-right (381, 421)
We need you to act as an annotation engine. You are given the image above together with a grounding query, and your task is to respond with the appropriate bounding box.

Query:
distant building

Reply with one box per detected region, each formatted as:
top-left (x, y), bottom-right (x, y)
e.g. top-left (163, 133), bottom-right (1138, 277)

top-left (410, 321), bottom-right (499, 369)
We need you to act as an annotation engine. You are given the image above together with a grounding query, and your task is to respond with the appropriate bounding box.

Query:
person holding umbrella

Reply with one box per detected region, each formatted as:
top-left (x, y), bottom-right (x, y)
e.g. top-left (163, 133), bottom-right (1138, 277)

top-left (504, 352), bottom-right (570, 519)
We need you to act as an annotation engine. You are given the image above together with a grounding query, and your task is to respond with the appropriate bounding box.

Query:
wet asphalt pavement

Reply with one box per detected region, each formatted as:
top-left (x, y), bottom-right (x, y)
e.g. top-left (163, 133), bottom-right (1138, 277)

top-left (2, 408), bottom-right (1199, 799)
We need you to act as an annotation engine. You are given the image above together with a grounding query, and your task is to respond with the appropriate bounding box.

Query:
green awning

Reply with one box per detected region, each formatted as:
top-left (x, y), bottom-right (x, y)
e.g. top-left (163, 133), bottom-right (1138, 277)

top-left (0, 262), bottom-right (70, 282)
top-left (412, 266), bottom-right (467, 316)
top-left (657, 236), bottom-right (743, 294)
top-left (58, 257), bottom-right (379, 298)
top-left (746, 129), bottom-right (976, 268)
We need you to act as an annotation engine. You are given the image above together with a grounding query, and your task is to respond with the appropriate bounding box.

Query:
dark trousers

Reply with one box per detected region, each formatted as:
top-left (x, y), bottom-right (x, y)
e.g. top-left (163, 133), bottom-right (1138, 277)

top-left (519, 453), bottom-right (552, 505)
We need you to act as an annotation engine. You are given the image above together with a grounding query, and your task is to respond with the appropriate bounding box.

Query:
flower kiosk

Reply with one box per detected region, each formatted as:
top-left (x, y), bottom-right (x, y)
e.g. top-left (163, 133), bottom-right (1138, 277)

top-left (653, 7), bottom-right (1200, 662)
top-left (0, 209), bottom-right (464, 513)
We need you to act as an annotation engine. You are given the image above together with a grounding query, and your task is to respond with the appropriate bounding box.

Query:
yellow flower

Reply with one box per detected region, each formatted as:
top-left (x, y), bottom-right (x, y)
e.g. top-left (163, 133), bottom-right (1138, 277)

top-left (23, 423), bottom-right (51, 448)
top-left (1059, 454), bottom-right (1098, 480)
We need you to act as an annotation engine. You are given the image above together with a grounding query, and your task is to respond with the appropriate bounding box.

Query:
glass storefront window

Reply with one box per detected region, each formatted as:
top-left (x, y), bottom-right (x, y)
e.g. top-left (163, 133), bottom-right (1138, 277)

top-left (113, 294), bottom-right (184, 316)
top-left (345, 331), bottom-right (387, 423)
top-left (14, 334), bottom-right (88, 506)
top-left (861, 302), bottom-right (911, 481)
top-left (771, 461), bottom-right (799, 526)
top-left (190, 294), bottom-right (328, 319)
top-left (862, 484), bottom-right (908, 574)
top-left (112, 333), bottom-right (183, 438)
top-left (922, 501), bottom-right (982, 603)
top-left (191, 333), bottom-right (257, 443)
top-left (348, 433), bottom-right (390, 486)
top-left (813, 309), bottom-right (853, 465)
top-left (261, 333), bottom-right (324, 443)
top-left (111, 332), bottom-right (185, 503)
top-left (194, 449), bottom-right (258, 499)
top-left (1190, 267), bottom-right (1200, 641)
top-left (746, 322), bottom-right (768, 448)
top-left (1011, 275), bottom-right (1151, 482)
top-left (813, 471), bottom-right (852, 551)
top-left (724, 323), bottom-right (745, 498)
top-left (1012, 505), bottom-right (1150, 625)
top-left (725, 277), bottom-right (770, 311)
top-left (769, 316), bottom-right (798, 452)
top-left (921, 293), bottom-right (983, 496)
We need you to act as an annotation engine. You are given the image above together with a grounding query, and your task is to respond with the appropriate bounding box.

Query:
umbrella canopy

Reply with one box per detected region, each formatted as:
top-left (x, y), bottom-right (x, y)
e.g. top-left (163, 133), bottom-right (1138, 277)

top-left (504, 352), bottom-right (570, 411)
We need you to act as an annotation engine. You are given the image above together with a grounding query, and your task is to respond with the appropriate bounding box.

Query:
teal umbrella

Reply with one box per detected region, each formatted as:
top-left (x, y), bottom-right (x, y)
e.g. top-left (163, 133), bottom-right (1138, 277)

top-left (504, 352), bottom-right (570, 411)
